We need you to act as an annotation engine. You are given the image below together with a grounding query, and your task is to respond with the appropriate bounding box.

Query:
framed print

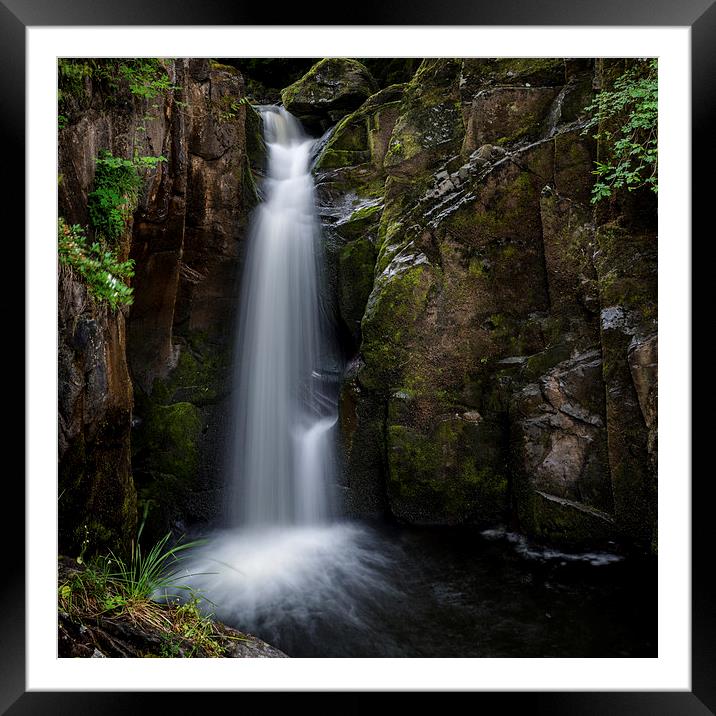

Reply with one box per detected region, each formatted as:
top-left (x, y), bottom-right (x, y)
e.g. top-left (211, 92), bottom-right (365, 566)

top-left (9, 0), bottom-right (708, 712)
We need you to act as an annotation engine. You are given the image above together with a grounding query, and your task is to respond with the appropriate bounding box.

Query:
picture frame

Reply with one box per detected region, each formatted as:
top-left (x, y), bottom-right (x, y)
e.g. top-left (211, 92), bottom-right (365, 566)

top-left (8, 0), bottom-right (706, 711)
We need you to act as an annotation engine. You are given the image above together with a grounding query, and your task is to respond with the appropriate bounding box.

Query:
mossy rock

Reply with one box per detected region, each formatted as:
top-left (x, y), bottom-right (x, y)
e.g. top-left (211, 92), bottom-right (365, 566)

top-left (134, 401), bottom-right (202, 486)
top-left (338, 369), bottom-right (390, 518)
top-left (335, 203), bottom-right (382, 241)
top-left (315, 84), bottom-right (405, 170)
top-left (386, 417), bottom-right (508, 525)
top-left (462, 86), bottom-right (560, 154)
top-left (460, 58), bottom-right (566, 100)
top-left (383, 59), bottom-right (464, 177)
top-left (338, 237), bottom-right (377, 344)
top-left (516, 489), bottom-right (615, 548)
top-left (359, 58), bottom-right (422, 87)
top-left (359, 261), bottom-right (433, 390)
top-left (280, 58), bottom-right (378, 132)
top-left (151, 339), bottom-right (229, 407)
top-left (244, 102), bottom-right (266, 173)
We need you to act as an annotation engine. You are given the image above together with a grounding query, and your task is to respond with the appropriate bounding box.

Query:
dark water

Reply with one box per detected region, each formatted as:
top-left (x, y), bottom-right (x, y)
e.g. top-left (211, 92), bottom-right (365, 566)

top-left (189, 521), bottom-right (656, 658)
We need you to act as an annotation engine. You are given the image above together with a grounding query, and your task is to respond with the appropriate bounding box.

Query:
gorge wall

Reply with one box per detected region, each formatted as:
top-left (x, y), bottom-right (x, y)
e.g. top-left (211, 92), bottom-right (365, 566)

top-left (58, 59), bottom-right (262, 553)
top-left (57, 57), bottom-right (657, 557)
top-left (303, 58), bottom-right (658, 552)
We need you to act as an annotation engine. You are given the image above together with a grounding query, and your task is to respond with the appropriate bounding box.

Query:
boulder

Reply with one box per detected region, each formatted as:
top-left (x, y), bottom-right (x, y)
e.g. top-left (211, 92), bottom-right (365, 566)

top-left (281, 58), bottom-right (378, 133)
top-left (383, 59), bottom-right (464, 178)
top-left (315, 84), bottom-right (404, 170)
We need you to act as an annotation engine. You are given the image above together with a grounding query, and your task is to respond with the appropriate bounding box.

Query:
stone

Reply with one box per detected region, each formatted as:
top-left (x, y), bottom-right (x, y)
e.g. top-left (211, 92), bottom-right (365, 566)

top-left (462, 86), bottom-right (561, 155)
top-left (383, 59), bottom-right (465, 177)
top-left (281, 58), bottom-right (378, 133)
top-left (386, 415), bottom-right (509, 525)
top-left (511, 349), bottom-right (615, 546)
top-left (314, 84), bottom-right (404, 171)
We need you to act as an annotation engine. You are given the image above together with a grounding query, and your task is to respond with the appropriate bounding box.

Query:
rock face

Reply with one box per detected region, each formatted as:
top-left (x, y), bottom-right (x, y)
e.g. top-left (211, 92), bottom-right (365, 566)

top-left (128, 60), bottom-right (262, 541)
top-left (58, 271), bottom-right (136, 555)
top-left (281, 58), bottom-right (378, 133)
top-left (59, 56), bottom-right (657, 557)
top-left (314, 58), bottom-right (657, 551)
top-left (58, 59), bottom-right (263, 553)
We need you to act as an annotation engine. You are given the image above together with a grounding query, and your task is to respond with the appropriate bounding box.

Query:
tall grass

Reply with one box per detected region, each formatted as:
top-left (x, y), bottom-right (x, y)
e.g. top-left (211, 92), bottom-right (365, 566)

top-left (107, 522), bottom-right (205, 602)
top-left (58, 525), bottom-right (235, 657)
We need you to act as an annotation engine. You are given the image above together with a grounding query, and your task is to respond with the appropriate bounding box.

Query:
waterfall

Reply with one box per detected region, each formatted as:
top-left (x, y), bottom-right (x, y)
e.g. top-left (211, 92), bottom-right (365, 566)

top-left (227, 106), bottom-right (338, 527)
top-left (177, 107), bottom-right (394, 653)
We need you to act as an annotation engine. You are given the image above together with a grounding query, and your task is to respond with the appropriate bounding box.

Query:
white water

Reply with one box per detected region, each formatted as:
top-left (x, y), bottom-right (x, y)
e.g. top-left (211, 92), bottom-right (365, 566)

top-left (227, 106), bottom-right (338, 527)
top-left (175, 107), bottom-right (397, 648)
top-left (170, 107), bottom-right (635, 657)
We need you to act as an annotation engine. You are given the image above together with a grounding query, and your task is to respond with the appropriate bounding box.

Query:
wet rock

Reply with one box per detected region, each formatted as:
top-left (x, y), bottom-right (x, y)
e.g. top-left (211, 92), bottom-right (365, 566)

top-left (628, 333), bottom-right (658, 490)
top-left (384, 60), bottom-right (464, 178)
top-left (539, 190), bottom-right (598, 318)
top-left (594, 220), bottom-right (657, 549)
top-left (339, 360), bottom-right (390, 519)
top-left (462, 86), bottom-right (561, 155)
top-left (386, 414), bottom-right (508, 525)
top-left (511, 349), bottom-right (615, 546)
top-left (281, 58), bottom-right (378, 134)
top-left (314, 84), bottom-right (404, 171)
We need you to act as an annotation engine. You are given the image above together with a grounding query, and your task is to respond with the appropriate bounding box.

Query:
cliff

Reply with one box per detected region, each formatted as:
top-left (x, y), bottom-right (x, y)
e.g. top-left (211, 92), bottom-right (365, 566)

top-left (307, 58), bottom-right (657, 552)
top-left (58, 59), bottom-right (263, 554)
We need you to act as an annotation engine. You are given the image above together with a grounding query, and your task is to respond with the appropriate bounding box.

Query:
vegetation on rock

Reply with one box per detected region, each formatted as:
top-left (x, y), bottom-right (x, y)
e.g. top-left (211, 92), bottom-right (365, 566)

top-left (58, 524), bottom-right (237, 657)
top-left (583, 59), bottom-right (658, 202)
top-left (88, 150), bottom-right (166, 242)
top-left (58, 58), bottom-right (178, 107)
top-left (58, 219), bottom-right (135, 308)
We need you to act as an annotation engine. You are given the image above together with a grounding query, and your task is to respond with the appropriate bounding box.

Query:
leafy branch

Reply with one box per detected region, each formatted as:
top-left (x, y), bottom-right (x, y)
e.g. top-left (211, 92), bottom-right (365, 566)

top-left (583, 59), bottom-right (658, 203)
top-left (58, 219), bottom-right (135, 309)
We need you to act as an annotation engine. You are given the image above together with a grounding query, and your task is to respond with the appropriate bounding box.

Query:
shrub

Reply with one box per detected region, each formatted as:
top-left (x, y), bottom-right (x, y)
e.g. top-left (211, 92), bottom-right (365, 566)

top-left (583, 59), bottom-right (658, 203)
top-left (58, 58), bottom-right (178, 105)
top-left (58, 218), bottom-right (135, 309)
top-left (87, 150), bottom-right (166, 242)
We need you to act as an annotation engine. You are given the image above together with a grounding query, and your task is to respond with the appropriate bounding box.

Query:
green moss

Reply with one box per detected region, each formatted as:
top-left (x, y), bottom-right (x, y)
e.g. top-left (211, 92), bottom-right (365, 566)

top-left (464, 58), bottom-right (565, 88)
top-left (360, 264), bottom-right (431, 389)
top-left (446, 171), bottom-right (535, 246)
top-left (317, 148), bottom-right (372, 170)
top-left (314, 84), bottom-right (403, 171)
top-left (339, 238), bottom-right (377, 341)
top-left (137, 402), bottom-right (202, 486)
top-left (383, 60), bottom-right (464, 174)
top-left (595, 224), bottom-right (657, 327)
top-left (281, 58), bottom-right (375, 109)
top-left (387, 417), bottom-right (509, 524)
top-left (209, 61), bottom-right (238, 74)
top-left (468, 257), bottom-right (489, 278)
top-left (152, 338), bottom-right (228, 407)
top-left (336, 203), bottom-right (382, 241)
top-left (519, 491), bottom-right (615, 547)
top-left (329, 118), bottom-right (369, 152)
top-left (523, 342), bottom-right (573, 382)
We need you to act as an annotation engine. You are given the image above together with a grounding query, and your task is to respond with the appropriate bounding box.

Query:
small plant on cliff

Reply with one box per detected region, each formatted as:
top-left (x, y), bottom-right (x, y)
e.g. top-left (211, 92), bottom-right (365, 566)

top-left (117, 59), bottom-right (179, 100)
top-left (58, 218), bottom-right (135, 309)
top-left (87, 150), bottom-right (166, 242)
top-left (58, 58), bottom-right (178, 104)
top-left (583, 59), bottom-right (658, 203)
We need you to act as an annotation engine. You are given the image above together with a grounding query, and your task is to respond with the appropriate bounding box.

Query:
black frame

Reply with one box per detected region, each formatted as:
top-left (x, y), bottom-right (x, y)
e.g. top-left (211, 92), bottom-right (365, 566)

top-left (7, 1), bottom-right (706, 713)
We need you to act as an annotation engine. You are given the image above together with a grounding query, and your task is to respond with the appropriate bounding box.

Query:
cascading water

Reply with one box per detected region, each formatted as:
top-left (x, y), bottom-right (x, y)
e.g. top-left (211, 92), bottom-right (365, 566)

top-left (226, 107), bottom-right (338, 527)
top-left (177, 107), bottom-right (397, 651)
top-left (173, 106), bottom-right (645, 659)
